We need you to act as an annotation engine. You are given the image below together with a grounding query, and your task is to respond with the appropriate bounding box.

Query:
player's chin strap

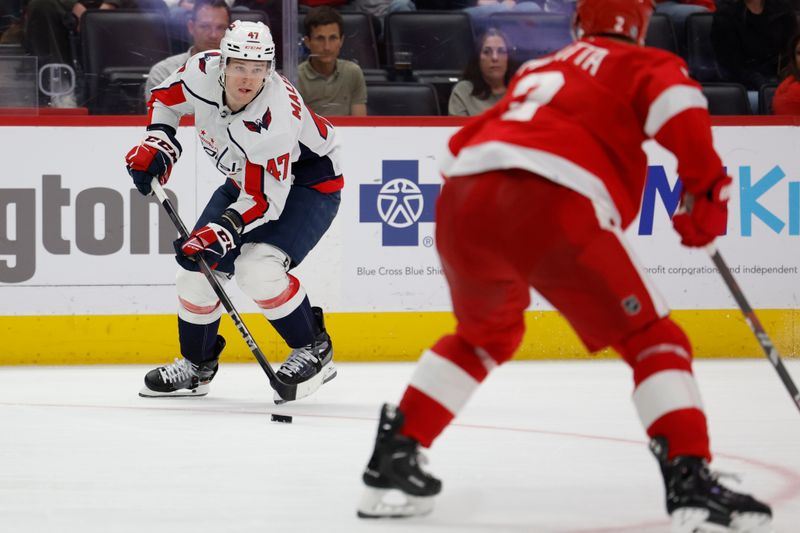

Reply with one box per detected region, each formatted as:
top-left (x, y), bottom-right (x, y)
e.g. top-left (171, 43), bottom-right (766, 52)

top-left (705, 242), bottom-right (800, 414)
top-left (150, 178), bottom-right (313, 403)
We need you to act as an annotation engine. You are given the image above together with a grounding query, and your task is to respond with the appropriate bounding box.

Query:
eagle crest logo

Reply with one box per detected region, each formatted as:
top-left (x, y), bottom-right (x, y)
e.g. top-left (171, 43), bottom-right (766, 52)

top-left (243, 108), bottom-right (272, 133)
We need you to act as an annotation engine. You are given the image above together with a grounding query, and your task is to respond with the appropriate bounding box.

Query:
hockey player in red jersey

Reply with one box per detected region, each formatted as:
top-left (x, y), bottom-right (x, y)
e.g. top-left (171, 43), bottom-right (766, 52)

top-left (357, 0), bottom-right (773, 531)
top-left (125, 21), bottom-right (342, 403)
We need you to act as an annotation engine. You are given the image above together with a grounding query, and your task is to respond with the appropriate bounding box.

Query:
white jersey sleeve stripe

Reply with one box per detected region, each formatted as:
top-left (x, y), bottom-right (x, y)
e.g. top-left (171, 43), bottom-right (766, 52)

top-left (632, 369), bottom-right (704, 429)
top-left (644, 85), bottom-right (708, 138)
top-left (441, 140), bottom-right (622, 227)
top-left (408, 349), bottom-right (480, 415)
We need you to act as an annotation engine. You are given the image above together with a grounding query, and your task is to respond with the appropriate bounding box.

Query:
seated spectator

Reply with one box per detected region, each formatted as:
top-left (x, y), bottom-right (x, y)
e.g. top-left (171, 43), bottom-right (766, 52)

top-left (144, 0), bottom-right (230, 100)
top-left (773, 33), bottom-right (800, 114)
top-left (448, 27), bottom-right (514, 116)
top-left (24, 0), bottom-right (120, 67)
top-left (655, 0), bottom-right (712, 55)
top-left (464, 0), bottom-right (542, 37)
top-left (297, 6), bottom-right (367, 116)
top-left (353, 0), bottom-right (415, 37)
top-left (711, 0), bottom-right (798, 90)
top-left (24, 0), bottom-right (122, 107)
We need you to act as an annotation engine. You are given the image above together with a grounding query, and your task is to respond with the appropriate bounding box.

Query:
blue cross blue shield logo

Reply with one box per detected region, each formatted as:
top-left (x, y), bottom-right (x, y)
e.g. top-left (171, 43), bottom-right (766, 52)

top-left (360, 160), bottom-right (441, 246)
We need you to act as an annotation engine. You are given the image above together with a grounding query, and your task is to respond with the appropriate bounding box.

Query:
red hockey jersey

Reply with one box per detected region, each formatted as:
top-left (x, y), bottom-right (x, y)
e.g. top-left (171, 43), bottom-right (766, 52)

top-left (441, 37), bottom-right (724, 229)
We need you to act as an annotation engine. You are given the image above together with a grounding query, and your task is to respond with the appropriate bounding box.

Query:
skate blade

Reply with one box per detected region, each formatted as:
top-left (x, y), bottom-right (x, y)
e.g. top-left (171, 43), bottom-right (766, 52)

top-left (356, 486), bottom-right (434, 519)
top-left (671, 508), bottom-right (716, 533)
top-left (729, 512), bottom-right (773, 533)
top-left (671, 508), bottom-right (774, 533)
top-left (273, 363), bottom-right (337, 404)
top-left (138, 384), bottom-right (209, 398)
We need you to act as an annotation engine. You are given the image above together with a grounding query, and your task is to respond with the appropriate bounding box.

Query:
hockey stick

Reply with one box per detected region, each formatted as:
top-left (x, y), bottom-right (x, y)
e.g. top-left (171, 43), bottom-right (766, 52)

top-left (150, 179), bottom-right (307, 402)
top-left (707, 245), bottom-right (800, 414)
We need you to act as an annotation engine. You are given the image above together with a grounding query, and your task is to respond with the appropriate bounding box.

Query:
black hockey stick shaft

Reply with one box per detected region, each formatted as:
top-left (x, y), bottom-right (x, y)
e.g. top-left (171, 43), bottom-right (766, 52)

top-left (708, 246), bottom-right (800, 413)
top-left (150, 180), bottom-right (298, 401)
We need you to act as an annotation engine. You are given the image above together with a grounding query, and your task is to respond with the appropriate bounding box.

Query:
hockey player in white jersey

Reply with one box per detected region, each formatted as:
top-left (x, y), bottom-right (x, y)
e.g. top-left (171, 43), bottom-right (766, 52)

top-left (125, 20), bottom-right (343, 403)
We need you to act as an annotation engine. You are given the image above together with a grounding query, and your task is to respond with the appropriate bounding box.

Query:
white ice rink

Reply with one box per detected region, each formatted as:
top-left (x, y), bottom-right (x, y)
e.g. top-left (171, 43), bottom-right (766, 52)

top-left (1, 359), bottom-right (799, 533)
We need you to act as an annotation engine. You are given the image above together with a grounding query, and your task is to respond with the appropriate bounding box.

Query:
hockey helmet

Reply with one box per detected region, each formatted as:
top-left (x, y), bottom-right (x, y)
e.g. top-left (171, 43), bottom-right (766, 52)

top-left (573, 0), bottom-right (655, 46)
top-left (219, 20), bottom-right (276, 84)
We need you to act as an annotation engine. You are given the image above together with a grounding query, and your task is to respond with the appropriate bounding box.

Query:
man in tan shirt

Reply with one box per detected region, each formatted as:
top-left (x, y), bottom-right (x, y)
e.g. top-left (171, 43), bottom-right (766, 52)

top-left (297, 6), bottom-right (367, 116)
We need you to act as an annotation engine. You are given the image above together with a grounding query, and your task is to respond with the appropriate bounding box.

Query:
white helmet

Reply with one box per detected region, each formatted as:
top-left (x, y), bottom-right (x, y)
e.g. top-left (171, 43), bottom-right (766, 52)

top-left (219, 20), bottom-right (276, 84)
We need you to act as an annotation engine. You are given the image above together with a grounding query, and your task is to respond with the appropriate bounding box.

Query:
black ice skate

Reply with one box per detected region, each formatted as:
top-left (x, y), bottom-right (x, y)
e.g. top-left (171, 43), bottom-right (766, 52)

top-left (650, 436), bottom-right (772, 533)
top-left (139, 336), bottom-right (226, 398)
top-left (273, 307), bottom-right (336, 404)
top-left (357, 403), bottom-right (442, 519)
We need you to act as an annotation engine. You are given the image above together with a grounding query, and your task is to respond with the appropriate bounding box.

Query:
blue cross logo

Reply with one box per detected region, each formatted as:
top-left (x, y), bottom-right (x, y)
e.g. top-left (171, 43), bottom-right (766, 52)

top-left (360, 160), bottom-right (441, 246)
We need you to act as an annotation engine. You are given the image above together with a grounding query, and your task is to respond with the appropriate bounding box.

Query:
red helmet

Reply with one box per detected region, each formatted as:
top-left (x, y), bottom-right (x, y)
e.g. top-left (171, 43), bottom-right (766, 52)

top-left (574, 0), bottom-right (655, 46)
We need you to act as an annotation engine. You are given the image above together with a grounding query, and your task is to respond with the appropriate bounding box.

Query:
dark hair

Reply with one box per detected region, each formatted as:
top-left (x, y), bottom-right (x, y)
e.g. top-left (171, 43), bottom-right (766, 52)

top-left (786, 33), bottom-right (800, 81)
top-left (303, 6), bottom-right (343, 37)
top-left (462, 28), bottom-right (516, 100)
top-left (192, 0), bottom-right (231, 21)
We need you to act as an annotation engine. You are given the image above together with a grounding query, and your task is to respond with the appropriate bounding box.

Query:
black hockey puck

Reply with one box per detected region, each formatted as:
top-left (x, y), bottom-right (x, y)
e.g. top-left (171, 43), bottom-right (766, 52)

top-left (271, 414), bottom-right (293, 423)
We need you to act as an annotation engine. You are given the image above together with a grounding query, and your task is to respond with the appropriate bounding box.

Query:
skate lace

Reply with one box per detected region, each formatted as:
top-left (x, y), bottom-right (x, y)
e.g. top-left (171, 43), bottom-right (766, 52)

top-left (280, 347), bottom-right (319, 376)
top-left (709, 469), bottom-right (742, 484)
top-left (158, 358), bottom-right (194, 384)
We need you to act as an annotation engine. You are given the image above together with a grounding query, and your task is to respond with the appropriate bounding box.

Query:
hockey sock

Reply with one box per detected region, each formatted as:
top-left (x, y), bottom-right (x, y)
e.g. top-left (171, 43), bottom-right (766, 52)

top-left (268, 296), bottom-right (316, 348)
top-left (178, 317), bottom-right (221, 364)
top-left (616, 318), bottom-right (710, 461)
top-left (399, 334), bottom-right (493, 447)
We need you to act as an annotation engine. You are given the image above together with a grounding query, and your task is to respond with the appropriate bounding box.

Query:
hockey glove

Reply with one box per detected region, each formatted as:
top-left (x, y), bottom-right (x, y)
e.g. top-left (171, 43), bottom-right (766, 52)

top-left (125, 126), bottom-right (182, 196)
top-left (672, 174), bottom-right (731, 247)
top-left (178, 210), bottom-right (243, 270)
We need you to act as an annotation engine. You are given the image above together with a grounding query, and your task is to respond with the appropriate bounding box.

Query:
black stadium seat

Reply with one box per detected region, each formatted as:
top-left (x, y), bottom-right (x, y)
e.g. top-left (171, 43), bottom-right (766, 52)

top-left (384, 12), bottom-right (474, 77)
top-left (645, 13), bottom-right (678, 55)
top-left (686, 13), bottom-right (722, 82)
top-left (366, 81), bottom-right (440, 116)
top-left (81, 10), bottom-right (171, 114)
top-left (701, 82), bottom-right (750, 115)
top-left (759, 83), bottom-right (778, 115)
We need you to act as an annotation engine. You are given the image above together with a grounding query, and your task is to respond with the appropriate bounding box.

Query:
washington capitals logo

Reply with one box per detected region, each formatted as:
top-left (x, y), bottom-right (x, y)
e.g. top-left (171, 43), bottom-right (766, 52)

top-left (198, 51), bottom-right (220, 74)
top-left (243, 108), bottom-right (272, 133)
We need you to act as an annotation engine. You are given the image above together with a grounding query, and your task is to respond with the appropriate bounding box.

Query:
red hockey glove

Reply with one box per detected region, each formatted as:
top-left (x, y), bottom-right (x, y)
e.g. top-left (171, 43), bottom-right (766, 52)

top-left (179, 210), bottom-right (243, 269)
top-left (672, 174), bottom-right (731, 247)
top-left (125, 126), bottom-right (182, 196)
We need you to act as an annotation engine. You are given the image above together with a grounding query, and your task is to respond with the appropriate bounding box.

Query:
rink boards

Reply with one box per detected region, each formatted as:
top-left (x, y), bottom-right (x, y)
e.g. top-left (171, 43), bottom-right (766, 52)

top-left (1, 116), bottom-right (799, 363)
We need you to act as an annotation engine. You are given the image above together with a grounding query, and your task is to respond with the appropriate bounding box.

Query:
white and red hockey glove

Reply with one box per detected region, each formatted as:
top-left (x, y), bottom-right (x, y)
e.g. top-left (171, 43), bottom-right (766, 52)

top-left (179, 210), bottom-right (243, 269)
top-left (125, 125), bottom-right (182, 196)
top-left (672, 174), bottom-right (731, 247)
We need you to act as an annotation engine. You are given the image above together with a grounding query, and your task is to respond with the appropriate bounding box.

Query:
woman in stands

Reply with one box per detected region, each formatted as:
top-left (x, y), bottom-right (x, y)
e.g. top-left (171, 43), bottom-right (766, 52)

top-left (448, 28), bottom-right (516, 116)
top-left (773, 33), bottom-right (800, 114)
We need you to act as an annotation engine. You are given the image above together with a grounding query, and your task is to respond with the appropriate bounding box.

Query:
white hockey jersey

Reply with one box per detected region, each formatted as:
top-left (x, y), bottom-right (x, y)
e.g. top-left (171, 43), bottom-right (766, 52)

top-left (147, 51), bottom-right (343, 233)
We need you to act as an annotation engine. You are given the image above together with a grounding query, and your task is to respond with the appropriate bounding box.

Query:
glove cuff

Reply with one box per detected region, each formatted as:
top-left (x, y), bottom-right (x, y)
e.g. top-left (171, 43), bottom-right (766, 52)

top-left (143, 125), bottom-right (182, 164)
top-left (220, 209), bottom-right (244, 237)
top-left (216, 210), bottom-right (243, 247)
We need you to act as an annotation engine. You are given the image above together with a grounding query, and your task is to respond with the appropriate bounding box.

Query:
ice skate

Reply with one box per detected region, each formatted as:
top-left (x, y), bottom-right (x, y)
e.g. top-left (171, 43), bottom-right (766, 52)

top-left (650, 437), bottom-right (773, 533)
top-left (139, 336), bottom-right (225, 397)
top-left (273, 307), bottom-right (336, 404)
top-left (357, 404), bottom-right (442, 519)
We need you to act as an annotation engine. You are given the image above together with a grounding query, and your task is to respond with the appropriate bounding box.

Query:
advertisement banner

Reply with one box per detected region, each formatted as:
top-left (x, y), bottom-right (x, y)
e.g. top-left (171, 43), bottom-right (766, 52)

top-left (1, 124), bottom-right (799, 319)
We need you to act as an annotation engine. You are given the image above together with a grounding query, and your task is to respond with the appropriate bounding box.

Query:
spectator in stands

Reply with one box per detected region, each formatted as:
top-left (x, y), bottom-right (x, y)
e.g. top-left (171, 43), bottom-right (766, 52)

top-left (711, 0), bottom-right (798, 90)
top-left (353, 0), bottom-right (417, 39)
top-left (463, 0), bottom-right (542, 37)
top-left (144, 0), bottom-right (230, 100)
top-left (1, 0), bottom-right (23, 40)
top-left (24, 0), bottom-right (120, 69)
top-left (23, 0), bottom-right (122, 106)
top-left (297, 6), bottom-right (367, 116)
top-left (448, 27), bottom-right (514, 116)
top-left (773, 33), bottom-right (800, 114)
top-left (655, 0), bottom-right (712, 55)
